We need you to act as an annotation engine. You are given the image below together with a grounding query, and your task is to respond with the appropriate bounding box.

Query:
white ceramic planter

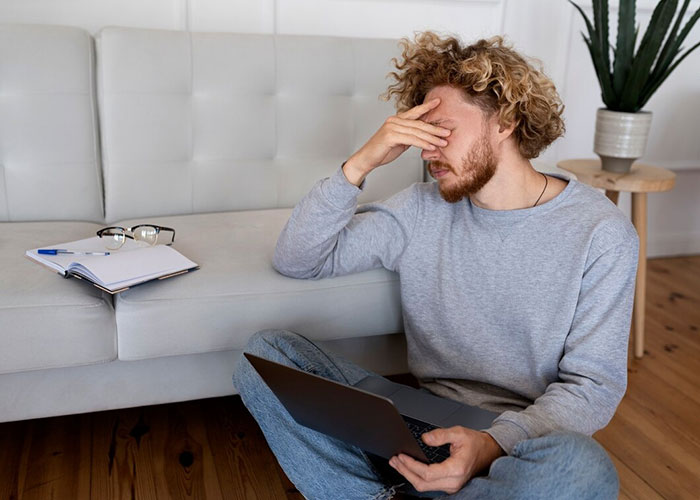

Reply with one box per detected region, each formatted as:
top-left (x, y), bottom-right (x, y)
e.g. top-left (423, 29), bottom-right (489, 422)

top-left (594, 108), bottom-right (652, 173)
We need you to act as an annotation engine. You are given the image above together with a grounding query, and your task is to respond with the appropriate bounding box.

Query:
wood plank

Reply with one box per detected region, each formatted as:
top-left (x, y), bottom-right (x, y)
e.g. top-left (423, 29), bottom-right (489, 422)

top-left (618, 396), bottom-right (700, 474)
top-left (646, 318), bottom-right (700, 394)
top-left (677, 256), bottom-right (700, 274)
top-left (596, 408), bottom-right (699, 499)
top-left (0, 419), bottom-right (27, 500)
top-left (643, 315), bottom-right (700, 390)
top-left (601, 448), bottom-right (663, 500)
top-left (90, 407), bottom-right (160, 500)
top-left (647, 269), bottom-right (700, 312)
top-left (646, 276), bottom-right (700, 322)
top-left (90, 402), bottom-right (230, 500)
top-left (175, 401), bottom-right (225, 500)
top-left (17, 414), bottom-right (87, 500)
top-left (158, 402), bottom-right (211, 500)
top-left (76, 413), bottom-right (93, 500)
top-left (15, 419), bottom-right (33, 500)
top-left (631, 331), bottom-right (700, 406)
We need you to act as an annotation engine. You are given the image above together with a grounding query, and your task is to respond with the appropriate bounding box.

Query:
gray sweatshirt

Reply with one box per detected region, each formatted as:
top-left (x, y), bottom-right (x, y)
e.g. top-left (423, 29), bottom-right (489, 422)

top-left (273, 167), bottom-right (639, 454)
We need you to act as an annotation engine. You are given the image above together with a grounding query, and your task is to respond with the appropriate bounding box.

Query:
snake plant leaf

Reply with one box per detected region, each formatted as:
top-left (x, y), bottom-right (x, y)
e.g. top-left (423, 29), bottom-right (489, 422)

top-left (651, 4), bottom-right (700, 88)
top-left (569, 1), bottom-right (597, 42)
top-left (620, 0), bottom-right (678, 111)
top-left (639, 38), bottom-right (700, 108)
top-left (582, 33), bottom-right (618, 106)
top-left (675, 3), bottom-right (700, 44)
top-left (640, 42), bottom-right (680, 101)
top-left (570, 0), bottom-right (698, 111)
top-left (570, 0), bottom-right (616, 106)
top-left (613, 0), bottom-right (636, 98)
top-left (651, 0), bottom-right (691, 82)
top-left (593, 0), bottom-right (612, 89)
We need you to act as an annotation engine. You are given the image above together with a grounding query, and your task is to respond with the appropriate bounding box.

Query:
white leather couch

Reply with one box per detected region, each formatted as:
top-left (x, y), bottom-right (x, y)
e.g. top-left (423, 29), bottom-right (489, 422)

top-left (0, 24), bottom-right (422, 422)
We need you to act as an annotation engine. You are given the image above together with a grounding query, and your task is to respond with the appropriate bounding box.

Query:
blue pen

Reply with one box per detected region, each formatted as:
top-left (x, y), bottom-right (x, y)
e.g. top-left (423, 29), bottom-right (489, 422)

top-left (38, 249), bottom-right (111, 256)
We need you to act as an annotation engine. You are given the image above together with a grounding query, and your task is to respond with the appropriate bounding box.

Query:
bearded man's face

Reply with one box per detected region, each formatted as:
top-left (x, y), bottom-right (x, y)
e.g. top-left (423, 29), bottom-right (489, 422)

top-left (428, 128), bottom-right (497, 203)
top-left (420, 85), bottom-right (500, 203)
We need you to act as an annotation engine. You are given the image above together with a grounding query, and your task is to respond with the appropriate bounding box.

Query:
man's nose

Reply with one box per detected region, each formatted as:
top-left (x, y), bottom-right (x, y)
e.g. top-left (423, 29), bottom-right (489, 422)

top-left (421, 146), bottom-right (440, 161)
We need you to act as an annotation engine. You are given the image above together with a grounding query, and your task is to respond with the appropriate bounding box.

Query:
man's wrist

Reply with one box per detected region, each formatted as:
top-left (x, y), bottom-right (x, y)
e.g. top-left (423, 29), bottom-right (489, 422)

top-left (475, 432), bottom-right (505, 475)
top-left (342, 155), bottom-right (372, 187)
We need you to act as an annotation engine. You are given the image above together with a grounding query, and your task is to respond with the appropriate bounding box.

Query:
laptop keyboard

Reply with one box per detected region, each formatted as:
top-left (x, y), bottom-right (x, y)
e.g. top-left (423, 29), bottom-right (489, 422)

top-left (401, 415), bottom-right (451, 463)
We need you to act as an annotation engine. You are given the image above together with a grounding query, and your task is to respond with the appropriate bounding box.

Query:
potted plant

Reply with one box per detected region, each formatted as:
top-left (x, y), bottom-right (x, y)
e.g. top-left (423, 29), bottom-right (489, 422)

top-left (569, 0), bottom-right (699, 172)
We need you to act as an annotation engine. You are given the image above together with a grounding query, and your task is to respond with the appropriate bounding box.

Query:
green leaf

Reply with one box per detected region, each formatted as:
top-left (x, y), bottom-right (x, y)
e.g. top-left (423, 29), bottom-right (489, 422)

top-left (569, 0), bottom-right (597, 41)
top-left (620, 0), bottom-right (678, 110)
top-left (593, 0), bottom-right (612, 84)
top-left (642, 3), bottom-right (699, 104)
top-left (570, 1), bottom-right (616, 106)
top-left (675, 3), bottom-right (700, 47)
top-left (648, 0), bottom-right (691, 88)
top-left (582, 35), bottom-right (608, 104)
top-left (639, 38), bottom-right (700, 108)
top-left (613, 0), bottom-right (636, 98)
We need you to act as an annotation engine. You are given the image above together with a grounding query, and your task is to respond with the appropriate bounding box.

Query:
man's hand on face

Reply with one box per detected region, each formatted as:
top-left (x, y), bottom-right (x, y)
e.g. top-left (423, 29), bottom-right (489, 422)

top-left (342, 98), bottom-right (452, 186)
top-left (388, 426), bottom-right (504, 495)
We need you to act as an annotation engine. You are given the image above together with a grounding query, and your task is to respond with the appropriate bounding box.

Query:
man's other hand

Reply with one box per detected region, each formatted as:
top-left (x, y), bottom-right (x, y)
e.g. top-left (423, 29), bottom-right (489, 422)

top-left (342, 98), bottom-right (451, 186)
top-left (388, 426), bottom-right (504, 494)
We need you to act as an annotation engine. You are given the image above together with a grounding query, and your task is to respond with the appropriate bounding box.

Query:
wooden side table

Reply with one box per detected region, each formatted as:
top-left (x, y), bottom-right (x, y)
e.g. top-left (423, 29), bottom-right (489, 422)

top-left (557, 159), bottom-right (676, 359)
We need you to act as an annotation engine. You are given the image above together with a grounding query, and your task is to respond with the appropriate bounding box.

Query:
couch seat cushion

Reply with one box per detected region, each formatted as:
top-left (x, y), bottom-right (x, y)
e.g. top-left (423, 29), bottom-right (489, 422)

top-left (0, 222), bottom-right (117, 374)
top-left (114, 209), bottom-right (403, 360)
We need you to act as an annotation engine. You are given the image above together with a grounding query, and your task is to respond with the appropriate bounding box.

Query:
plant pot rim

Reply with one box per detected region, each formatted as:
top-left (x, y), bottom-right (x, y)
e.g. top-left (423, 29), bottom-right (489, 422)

top-left (597, 107), bottom-right (652, 115)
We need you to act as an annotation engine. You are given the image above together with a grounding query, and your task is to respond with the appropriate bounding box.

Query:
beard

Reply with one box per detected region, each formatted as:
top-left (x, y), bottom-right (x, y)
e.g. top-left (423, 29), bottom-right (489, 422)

top-left (429, 132), bottom-right (498, 204)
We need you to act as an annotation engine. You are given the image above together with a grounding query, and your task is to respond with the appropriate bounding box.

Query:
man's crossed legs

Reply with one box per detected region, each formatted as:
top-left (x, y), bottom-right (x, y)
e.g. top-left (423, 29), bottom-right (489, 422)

top-left (233, 330), bottom-right (619, 500)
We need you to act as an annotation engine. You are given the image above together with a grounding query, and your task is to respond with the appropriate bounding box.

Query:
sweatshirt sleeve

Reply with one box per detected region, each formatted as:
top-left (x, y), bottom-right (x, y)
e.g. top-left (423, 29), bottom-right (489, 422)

top-left (485, 224), bottom-right (640, 455)
top-left (272, 166), bottom-right (420, 279)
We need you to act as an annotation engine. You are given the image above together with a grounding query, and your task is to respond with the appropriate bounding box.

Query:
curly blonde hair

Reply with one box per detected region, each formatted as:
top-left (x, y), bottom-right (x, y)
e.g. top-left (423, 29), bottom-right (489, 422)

top-left (383, 32), bottom-right (565, 159)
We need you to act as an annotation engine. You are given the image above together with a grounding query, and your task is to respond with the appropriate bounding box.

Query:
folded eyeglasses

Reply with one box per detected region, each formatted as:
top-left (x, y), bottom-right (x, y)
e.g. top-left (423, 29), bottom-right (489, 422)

top-left (96, 224), bottom-right (176, 250)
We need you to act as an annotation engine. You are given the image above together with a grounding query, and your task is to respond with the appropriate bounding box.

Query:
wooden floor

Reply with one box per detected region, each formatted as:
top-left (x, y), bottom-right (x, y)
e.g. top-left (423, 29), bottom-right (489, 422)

top-left (1, 255), bottom-right (698, 499)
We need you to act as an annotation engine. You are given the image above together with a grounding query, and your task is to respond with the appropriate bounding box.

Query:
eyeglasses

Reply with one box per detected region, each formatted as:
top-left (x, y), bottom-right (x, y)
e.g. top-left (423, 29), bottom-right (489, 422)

top-left (96, 224), bottom-right (176, 250)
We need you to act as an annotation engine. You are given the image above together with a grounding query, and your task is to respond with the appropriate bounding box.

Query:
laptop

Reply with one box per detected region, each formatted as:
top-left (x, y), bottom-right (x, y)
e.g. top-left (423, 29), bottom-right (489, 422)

top-left (244, 353), bottom-right (498, 464)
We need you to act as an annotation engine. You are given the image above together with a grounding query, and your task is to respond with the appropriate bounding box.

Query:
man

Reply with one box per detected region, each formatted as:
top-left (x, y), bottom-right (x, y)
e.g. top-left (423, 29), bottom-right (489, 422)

top-left (234, 32), bottom-right (638, 499)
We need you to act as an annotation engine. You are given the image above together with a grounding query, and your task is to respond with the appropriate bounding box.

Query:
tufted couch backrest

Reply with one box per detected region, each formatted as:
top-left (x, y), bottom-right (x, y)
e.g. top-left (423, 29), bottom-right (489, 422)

top-left (96, 27), bottom-right (423, 222)
top-left (0, 24), bottom-right (104, 222)
top-left (0, 24), bottom-right (423, 223)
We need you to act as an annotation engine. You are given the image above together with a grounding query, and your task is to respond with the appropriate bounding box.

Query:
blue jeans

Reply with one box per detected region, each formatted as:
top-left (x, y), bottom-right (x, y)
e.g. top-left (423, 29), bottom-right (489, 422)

top-left (233, 330), bottom-right (619, 500)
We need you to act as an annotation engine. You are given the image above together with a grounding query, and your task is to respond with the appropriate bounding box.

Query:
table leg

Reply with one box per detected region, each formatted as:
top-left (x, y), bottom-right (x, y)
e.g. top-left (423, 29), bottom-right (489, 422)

top-left (631, 192), bottom-right (647, 359)
top-left (605, 190), bottom-right (620, 205)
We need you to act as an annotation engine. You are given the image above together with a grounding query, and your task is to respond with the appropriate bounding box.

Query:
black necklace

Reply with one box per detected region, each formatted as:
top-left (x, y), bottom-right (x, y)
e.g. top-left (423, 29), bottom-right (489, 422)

top-left (532, 172), bottom-right (548, 207)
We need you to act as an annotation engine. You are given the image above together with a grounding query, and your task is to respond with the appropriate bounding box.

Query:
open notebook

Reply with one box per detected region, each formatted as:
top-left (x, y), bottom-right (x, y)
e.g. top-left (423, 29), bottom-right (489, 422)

top-left (26, 237), bottom-right (199, 294)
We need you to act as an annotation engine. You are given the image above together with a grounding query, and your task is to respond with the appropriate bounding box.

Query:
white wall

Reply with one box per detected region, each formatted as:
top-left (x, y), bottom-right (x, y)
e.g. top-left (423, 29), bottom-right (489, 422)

top-left (1, 0), bottom-right (699, 257)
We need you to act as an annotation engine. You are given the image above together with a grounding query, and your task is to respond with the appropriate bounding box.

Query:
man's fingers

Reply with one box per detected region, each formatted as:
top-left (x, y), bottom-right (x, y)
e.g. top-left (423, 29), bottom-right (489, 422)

top-left (388, 125), bottom-right (448, 149)
top-left (389, 455), bottom-right (463, 494)
top-left (388, 117), bottom-right (451, 137)
top-left (423, 426), bottom-right (464, 446)
top-left (390, 456), bottom-right (428, 491)
top-left (397, 98), bottom-right (440, 120)
top-left (392, 132), bottom-right (438, 152)
top-left (395, 453), bottom-right (432, 479)
top-left (390, 455), bottom-right (438, 491)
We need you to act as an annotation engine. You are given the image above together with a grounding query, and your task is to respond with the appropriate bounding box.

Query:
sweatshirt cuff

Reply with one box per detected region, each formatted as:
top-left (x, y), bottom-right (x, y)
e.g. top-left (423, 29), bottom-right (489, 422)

top-left (484, 420), bottom-right (530, 456)
top-left (319, 165), bottom-right (364, 210)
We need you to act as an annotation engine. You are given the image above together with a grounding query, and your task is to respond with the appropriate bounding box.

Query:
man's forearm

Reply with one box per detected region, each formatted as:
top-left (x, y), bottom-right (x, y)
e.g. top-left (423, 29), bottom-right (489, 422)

top-left (272, 168), bottom-right (361, 279)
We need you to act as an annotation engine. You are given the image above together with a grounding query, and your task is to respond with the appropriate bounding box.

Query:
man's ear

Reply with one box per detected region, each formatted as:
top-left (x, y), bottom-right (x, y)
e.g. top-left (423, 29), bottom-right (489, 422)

top-left (496, 119), bottom-right (516, 143)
